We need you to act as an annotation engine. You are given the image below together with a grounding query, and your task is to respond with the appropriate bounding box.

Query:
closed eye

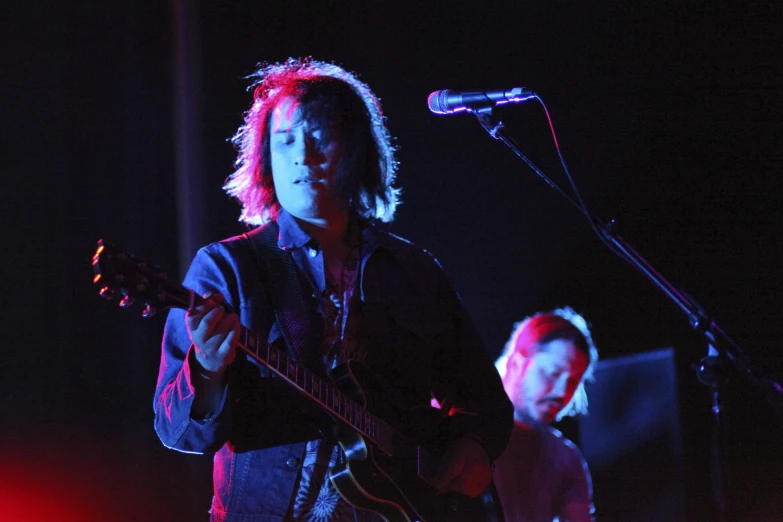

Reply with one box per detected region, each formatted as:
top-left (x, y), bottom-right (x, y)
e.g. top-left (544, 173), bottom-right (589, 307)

top-left (272, 133), bottom-right (295, 147)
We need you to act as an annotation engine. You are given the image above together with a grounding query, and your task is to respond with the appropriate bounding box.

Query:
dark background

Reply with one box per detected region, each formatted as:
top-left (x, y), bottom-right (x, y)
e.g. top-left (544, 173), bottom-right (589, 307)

top-left (3, 2), bottom-right (781, 521)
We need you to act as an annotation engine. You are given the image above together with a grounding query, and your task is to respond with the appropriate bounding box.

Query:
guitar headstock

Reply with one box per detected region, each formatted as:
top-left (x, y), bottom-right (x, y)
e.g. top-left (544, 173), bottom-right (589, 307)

top-left (91, 239), bottom-right (191, 317)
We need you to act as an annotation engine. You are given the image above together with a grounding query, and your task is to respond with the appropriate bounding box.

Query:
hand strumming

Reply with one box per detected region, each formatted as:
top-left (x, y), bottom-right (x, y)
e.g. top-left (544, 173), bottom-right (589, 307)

top-left (431, 436), bottom-right (492, 497)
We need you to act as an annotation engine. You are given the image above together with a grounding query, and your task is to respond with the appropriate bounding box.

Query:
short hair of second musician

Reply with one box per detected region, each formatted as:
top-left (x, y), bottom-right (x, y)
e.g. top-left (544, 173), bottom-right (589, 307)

top-left (224, 57), bottom-right (402, 226)
top-left (495, 307), bottom-right (599, 423)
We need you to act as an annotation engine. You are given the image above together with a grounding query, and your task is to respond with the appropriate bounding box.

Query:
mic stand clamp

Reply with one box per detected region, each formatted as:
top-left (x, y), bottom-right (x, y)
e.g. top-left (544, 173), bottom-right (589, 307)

top-left (476, 108), bottom-right (505, 139)
top-left (697, 341), bottom-right (730, 522)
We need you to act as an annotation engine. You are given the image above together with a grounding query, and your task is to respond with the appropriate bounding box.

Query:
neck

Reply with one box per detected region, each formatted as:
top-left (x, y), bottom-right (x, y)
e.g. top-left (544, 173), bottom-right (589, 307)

top-left (297, 211), bottom-right (350, 248)
top-left (514, 412), bottom-right (547, 427)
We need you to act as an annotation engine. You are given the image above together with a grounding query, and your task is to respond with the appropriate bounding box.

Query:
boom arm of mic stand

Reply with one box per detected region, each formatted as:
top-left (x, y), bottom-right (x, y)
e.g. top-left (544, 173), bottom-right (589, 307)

top-left (474, 109), bottom-right (783, 408)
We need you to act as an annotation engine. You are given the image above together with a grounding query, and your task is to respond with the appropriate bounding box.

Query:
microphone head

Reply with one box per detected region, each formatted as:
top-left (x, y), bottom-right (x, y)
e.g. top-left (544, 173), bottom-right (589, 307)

top-left (427, 89), bottom-right (452, 115)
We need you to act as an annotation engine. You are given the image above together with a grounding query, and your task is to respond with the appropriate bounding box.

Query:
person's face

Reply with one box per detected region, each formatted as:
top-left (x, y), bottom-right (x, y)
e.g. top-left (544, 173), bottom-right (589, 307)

top-left (504, 339), bottom-right (589, 424)
top-left (269, 96), bottom-right (345, 224)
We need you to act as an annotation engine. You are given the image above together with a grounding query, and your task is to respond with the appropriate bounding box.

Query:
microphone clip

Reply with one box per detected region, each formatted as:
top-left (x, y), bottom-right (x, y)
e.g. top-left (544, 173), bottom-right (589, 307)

top-left (476, 111), bottom-right (505, 139)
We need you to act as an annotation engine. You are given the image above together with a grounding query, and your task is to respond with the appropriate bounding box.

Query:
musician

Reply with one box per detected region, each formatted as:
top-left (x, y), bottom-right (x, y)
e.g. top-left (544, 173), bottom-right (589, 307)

top-left (493, 308), bottom-right (598, 522)
top-left (153, 57), bottom-right (514, 521)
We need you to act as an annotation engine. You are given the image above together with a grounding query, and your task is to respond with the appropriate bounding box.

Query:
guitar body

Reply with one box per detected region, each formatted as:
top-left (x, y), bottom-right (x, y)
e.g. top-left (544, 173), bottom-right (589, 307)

top-left (327, 364), bottom-right (504, 522)
top-left (331, 448), bottom-right (499, 522)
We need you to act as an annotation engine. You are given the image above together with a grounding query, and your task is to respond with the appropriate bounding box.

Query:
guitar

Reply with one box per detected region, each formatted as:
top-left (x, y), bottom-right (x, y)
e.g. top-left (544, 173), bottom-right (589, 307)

top-left (92, 239), bottom-right (504, 522)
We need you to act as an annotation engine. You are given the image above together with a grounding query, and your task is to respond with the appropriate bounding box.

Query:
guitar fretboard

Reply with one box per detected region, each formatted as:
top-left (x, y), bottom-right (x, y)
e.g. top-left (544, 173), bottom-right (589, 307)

top-left (236, 326), bottom-right (395, 455)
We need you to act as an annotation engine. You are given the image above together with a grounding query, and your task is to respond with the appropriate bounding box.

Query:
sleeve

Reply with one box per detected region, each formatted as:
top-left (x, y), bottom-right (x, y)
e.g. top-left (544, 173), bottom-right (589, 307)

top-left (558, 444), bottom-right (595, 521)
top-left (429, 257), bottom-right (515, 463)
top-left (152, 244), bottom-right (238, 454)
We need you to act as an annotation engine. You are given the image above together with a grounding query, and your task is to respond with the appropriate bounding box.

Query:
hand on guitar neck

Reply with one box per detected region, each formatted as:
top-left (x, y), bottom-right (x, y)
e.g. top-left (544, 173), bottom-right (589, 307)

top-left (185, 291), bottom-right (241, 418)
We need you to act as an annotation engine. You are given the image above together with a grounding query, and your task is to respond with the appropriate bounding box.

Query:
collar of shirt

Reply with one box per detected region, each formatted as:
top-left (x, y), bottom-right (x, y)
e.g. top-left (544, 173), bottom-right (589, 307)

top-left (275, 208), bottom-right (395, 303)
top-left (276, 208), bottom-right (314, 251)
top-left (275, 208), bottom-right (393, 259)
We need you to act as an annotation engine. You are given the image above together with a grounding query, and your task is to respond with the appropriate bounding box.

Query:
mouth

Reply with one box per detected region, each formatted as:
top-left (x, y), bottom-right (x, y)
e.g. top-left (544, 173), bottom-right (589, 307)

top-left (294, 175), bottom-right (325, 185)
top-left (541, 399), bottom-right (564, 410)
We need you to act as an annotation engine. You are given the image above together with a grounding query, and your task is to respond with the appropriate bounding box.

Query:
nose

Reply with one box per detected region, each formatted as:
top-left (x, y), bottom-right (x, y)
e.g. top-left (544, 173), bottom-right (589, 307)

top-left (296, 135), bottom-right (325, 166)
top-left (551, 374), bottom-right (569, 396)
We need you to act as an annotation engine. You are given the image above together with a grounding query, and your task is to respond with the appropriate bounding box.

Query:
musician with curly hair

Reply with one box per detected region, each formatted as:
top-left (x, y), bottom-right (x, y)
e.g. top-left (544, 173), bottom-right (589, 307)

top-left (153, 57), bottom-right (513, 522)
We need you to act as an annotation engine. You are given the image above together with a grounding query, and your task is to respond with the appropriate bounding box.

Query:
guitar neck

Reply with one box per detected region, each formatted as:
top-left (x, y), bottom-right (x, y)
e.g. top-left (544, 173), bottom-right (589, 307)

top-left (90, 240), bottom-right (398, 455)
top-left (234, 325), bottom-right (392, 451)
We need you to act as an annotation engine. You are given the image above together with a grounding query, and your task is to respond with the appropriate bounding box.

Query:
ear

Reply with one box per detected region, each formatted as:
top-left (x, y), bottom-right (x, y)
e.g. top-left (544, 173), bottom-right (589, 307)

top-left (505, 351), bottom-right (527, 378)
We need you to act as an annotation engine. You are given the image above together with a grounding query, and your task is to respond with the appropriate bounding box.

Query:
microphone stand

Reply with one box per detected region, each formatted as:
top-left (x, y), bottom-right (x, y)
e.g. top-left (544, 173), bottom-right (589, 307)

top-left (473, 107), bottom-right (783, 522)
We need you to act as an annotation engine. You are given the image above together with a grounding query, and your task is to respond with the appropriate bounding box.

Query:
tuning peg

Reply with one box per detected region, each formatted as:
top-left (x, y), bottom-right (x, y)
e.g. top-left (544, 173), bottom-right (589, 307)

top-left (142, 304), bottom-right (157, 318)
top-left (119, 295), bottom-right (135, 308)
top-left (99, 287), bottom-right (116, 300)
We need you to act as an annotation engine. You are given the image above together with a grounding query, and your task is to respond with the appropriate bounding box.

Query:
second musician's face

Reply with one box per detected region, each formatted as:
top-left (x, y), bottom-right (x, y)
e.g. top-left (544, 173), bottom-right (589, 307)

top-left (505, 339), bottom-right (589, 424)
top-left (269, 96), bottom-right (346, 224)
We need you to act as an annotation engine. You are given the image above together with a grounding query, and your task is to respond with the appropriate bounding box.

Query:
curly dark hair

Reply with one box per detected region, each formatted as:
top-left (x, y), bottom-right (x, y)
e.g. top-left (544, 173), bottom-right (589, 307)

top-left (224, 57), bottom-right (401, 225)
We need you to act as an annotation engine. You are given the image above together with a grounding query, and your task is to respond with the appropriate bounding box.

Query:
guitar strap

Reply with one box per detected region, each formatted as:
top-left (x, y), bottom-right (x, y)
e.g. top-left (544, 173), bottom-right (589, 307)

top-left (243, 223), bottom-right (325, 373)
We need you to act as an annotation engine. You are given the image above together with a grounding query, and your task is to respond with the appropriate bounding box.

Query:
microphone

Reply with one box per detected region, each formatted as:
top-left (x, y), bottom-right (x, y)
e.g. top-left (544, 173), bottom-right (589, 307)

top-left (427, 87), bottom-right (535, 115)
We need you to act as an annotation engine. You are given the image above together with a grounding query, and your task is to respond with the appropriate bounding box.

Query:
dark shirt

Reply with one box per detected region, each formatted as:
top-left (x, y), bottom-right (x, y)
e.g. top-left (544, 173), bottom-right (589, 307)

top-left (493, 419), bottom-right (593, 522)
top-left (153, 210), bottom-right (514, 521)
